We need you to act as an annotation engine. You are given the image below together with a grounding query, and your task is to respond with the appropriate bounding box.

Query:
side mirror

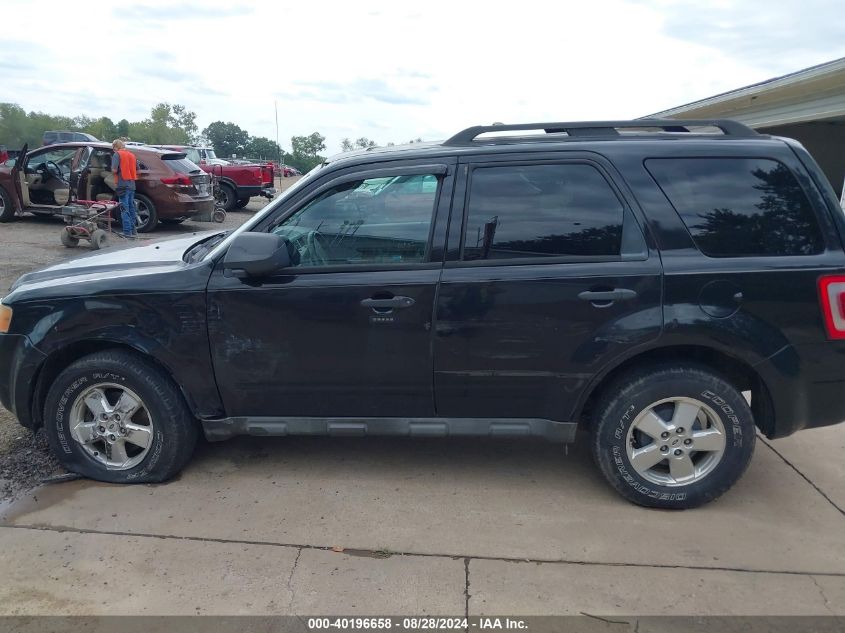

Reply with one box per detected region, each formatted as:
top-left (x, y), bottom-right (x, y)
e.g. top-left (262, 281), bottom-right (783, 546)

top-left (223, 232), bottom-right (293, 278)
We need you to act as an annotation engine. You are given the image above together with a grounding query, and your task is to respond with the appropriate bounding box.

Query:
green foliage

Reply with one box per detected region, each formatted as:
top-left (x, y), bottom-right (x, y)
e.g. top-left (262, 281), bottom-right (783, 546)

top-left (129, 102), bottom-right (198, 145)
top-left (86, 117), bottom-right (118, 142)
top-left (289, 132), bottom-right (326, 171)
top-left (355, 137), bottom-right (377, 149)
top-left (0, 102), bottom-right (201, 148)
top-left (340, 137), bottom-right (378, 152)
top-left (245, 135), bottom-right (281, 160)
top-left (203, 121), bottom-right (250, 158)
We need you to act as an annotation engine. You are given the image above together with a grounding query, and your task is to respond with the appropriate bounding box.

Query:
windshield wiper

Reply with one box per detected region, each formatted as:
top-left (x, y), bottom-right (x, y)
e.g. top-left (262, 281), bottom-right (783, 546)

top-left (184, 231), bottom-right (229, 263)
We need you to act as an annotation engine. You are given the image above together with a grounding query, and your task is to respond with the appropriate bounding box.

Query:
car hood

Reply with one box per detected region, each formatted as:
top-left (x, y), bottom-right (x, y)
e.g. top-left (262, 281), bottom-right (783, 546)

top-left (8, 231), bottom-right (222, 298)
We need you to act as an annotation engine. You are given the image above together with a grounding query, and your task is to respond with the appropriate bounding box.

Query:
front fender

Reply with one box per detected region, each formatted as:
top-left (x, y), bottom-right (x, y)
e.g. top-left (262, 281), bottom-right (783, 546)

top-left (22, 292), bottom-right (224, 421)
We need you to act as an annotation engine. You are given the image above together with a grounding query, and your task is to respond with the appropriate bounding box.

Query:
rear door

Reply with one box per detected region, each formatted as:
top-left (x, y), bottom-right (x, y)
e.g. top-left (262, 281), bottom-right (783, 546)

top-left (434, 152), bottom-right (663, 423)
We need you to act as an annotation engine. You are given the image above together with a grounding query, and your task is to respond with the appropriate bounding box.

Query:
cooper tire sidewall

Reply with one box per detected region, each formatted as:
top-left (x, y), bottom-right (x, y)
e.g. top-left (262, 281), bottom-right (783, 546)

top-left (598, 375), bottom-right (755, 506)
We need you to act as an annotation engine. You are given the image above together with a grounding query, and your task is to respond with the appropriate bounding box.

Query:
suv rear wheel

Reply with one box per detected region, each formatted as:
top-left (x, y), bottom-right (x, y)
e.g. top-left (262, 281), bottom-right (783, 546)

top-left (43, 350), bottom-right (198, 483)
top-left (591, 365), bottom-right (755, 509)
top-left (134, 194), bottom-right (158, 233)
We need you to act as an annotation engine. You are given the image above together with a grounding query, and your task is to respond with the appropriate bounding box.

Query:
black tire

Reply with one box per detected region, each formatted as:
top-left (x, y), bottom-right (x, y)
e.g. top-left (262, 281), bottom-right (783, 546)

top-left (60, 229), bottom-right (79, 248)
top-left (0, 185), bottom-right (16, 222)
top-left (216, 183), bottom-right (237, 211)
top-left (43, 350), bottom-right (198, 484)
top-left (134, 193), bottom-right (158, 233)
top-left (90, 229), bottom-right (108, 250)
top-left (234, 197), bottom-right (250, 209)
top-left (590, 364), bottom-right (756, 509)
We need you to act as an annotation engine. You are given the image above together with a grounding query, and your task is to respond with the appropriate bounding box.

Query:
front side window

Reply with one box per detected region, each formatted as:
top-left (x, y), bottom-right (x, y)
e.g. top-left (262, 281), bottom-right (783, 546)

top-left (646, 158), bottom-right (824, 257)
top-left (270, 173), bottom-right (438, 267)
top-left (462, 163), bottom-right (624, 260)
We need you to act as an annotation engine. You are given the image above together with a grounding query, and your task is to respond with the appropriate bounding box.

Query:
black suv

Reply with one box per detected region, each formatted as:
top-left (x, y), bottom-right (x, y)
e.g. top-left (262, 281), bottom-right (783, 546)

top-left (2, 119), bottom-right (845, 508)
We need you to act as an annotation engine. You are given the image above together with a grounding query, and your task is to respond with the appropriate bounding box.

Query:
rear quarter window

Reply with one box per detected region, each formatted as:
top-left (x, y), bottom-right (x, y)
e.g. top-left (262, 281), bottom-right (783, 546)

top-left (646, 157), bottom-right (824, 257)
top-left (162, 157), bottom-right (201, 174)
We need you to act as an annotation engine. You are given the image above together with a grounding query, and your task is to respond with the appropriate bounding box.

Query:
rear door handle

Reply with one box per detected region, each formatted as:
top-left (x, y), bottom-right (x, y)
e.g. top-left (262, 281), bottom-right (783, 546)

top-left (578, 288), bottom-right (638, 302)
top-left (361, 296), bottom-right (416, 310)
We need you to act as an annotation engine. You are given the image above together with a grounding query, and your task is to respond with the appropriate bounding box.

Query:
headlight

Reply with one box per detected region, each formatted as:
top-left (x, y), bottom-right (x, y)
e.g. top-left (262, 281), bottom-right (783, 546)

top-left (0, 302), bottom-right (12, 333)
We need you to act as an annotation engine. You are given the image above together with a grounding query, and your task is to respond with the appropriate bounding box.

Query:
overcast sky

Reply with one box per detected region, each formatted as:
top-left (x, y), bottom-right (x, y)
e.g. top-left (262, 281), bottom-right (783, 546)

top-left (2, 0), bottom-right (843, 154)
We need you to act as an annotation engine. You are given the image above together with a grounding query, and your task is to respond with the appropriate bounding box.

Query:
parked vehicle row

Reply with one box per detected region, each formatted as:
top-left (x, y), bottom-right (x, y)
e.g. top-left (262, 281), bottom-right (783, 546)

top-left (0, 142), bottom-right (213, 232)
top-left (3, 119), bottom-right (845, 509)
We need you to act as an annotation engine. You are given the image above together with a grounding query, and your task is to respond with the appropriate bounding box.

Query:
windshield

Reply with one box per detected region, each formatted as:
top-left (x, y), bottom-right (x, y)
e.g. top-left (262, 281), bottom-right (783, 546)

top-left (206, 149), bottom-right (218, 159)
top-left (184, 148), bottom-right (201, 164)
top-left (203, 162), bottom-right (325, 261)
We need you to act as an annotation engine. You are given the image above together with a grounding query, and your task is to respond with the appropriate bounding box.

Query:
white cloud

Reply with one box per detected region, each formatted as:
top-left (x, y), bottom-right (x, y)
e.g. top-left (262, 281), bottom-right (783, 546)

top-left (0, 0), bottom-right (843, 154)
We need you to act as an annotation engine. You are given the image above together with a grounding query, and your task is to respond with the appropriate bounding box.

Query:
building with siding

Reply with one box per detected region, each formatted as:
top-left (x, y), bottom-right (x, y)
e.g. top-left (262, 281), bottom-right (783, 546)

top-left (650, 57), bottom-right (845, 200)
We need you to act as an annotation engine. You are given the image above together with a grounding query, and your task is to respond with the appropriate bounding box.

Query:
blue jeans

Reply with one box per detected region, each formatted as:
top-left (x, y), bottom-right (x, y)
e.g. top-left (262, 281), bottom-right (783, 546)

top-left (118, 189), bottom-right (136, 236)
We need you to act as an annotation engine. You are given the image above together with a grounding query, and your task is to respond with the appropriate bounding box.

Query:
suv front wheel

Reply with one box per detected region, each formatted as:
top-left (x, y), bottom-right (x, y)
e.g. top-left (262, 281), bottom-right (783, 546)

top-left (43, 350), bottom-right (197, 483)
top-left (591, 365), bottom-right (756, 509)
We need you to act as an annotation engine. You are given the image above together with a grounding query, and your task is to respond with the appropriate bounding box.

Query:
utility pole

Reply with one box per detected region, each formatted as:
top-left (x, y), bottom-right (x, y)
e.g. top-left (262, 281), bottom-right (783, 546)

top-left (275, 101), bottom-right (282, 167)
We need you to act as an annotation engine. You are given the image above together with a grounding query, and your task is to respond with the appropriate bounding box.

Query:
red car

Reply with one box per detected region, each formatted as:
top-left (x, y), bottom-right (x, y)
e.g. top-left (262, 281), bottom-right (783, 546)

top-left (157, 145), bottom-right (276, 211)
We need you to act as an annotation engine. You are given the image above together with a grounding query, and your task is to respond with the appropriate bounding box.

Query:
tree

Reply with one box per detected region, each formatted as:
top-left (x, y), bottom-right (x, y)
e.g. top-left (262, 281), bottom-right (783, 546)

top-left (289, 131), bottom-right (326, 171)
top-left (117, 118), bottom-right (130, 138)
top-left (84, 117), bottom-right (118, 142)
top-left (245, 136), bottom-right (281, 160)
top-left (355, 137), bottom-right (377, 149)
top-left (203, 121), bottom-right (250, 158)
top-left (340, 137), bottom-right (354, 152)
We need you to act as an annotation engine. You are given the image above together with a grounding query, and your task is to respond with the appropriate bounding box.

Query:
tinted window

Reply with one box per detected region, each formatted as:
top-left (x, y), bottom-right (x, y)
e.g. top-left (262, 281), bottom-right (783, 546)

top-left (271, 174), bottom-right (438, 267)
top-left (163, 157), bottom-right (202, 174)
top-left (646, 158), bottom-right (823, 257)
top-left (462, 164), bottom-right (624, 260)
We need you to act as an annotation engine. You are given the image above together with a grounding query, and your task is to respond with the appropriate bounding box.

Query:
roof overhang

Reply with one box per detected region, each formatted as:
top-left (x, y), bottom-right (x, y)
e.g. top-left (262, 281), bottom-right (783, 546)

top-left (648, 57), bottom-right (845, 128)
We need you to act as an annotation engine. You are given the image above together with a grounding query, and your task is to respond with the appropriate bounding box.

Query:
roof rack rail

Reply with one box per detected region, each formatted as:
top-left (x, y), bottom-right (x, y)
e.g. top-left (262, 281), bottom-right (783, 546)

top-left (442, 119), bottom-right (758, 145)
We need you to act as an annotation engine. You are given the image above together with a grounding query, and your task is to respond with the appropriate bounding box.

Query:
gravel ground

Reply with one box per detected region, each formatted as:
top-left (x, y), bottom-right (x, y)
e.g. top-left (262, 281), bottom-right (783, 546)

top-left (0, 177), bottom-right (298, 503)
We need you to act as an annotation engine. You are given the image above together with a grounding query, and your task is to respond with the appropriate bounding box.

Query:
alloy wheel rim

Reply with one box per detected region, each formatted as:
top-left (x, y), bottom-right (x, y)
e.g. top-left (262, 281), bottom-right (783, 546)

top-left (135, 202), bottom-right (150, 229)
top-left (625, 396), bottom-right (727, 487)
top-left (69, 383), bottom-right (154, 470)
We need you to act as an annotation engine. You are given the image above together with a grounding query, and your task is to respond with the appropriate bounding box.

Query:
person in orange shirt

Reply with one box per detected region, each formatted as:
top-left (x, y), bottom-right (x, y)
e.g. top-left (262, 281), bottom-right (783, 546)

top-left (111, 139), bottom-right (138, 237)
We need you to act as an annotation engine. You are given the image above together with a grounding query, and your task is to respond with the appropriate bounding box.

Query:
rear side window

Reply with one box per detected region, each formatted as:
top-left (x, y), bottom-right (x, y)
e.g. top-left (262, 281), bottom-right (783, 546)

top-left (646, 158), bottom-right (824, 257)
top-left (462, 163), bottom-right (624, 260)
top-left (162, 157), bottom-right (201, 174)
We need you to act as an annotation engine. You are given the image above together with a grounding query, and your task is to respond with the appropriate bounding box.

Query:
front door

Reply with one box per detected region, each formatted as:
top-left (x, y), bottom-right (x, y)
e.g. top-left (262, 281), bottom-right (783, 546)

top-left (207, 161), bottom-right (455, 419)
top-left (22, 145), bottom-right (81, 208)
top-left (434, 155), bottom-right (663, 423)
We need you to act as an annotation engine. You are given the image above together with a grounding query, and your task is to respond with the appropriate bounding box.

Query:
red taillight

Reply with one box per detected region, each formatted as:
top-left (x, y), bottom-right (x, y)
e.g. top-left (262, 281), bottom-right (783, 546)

top-left (161, 174), bottom-right (192, 186)
top-left (818, 275), bottom-right (845, 339)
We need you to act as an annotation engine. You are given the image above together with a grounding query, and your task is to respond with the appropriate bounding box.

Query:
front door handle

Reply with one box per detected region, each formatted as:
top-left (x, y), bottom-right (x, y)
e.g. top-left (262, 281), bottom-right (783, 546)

top-left (361, 296), bottom-right (416, 310)
top-left (578, 288), bottom-right (638, 303)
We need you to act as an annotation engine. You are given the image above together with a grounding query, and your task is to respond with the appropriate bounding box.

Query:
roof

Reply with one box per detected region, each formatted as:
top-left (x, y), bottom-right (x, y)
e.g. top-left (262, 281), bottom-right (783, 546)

top-left (648, 57), bottom-right (845, 127)
top-left (324, 119), bottom-right (767, 167)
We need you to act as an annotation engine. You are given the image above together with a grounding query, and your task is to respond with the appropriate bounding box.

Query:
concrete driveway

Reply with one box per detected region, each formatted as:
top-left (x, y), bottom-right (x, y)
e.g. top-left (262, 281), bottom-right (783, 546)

top-left (1, 428), bottom-right (844, 617)
top-left (1, 186), bottom-right (845, 618)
